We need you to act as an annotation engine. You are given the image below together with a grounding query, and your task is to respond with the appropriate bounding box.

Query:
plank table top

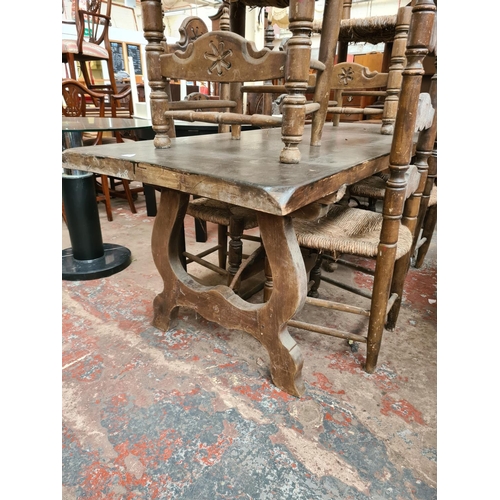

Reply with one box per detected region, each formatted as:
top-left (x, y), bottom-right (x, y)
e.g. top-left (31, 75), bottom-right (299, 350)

top-left (62, 122), bottom-right (393, 216)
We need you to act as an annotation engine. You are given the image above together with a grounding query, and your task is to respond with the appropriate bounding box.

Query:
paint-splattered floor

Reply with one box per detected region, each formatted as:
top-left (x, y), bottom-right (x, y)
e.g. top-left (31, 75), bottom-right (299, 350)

top-left (62, 189), bottom-right (437, 499)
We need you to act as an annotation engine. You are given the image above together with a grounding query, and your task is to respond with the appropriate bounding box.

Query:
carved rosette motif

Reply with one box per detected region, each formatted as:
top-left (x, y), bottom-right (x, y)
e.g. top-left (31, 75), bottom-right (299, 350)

top-left (204, 41), bottom-right (233, 76)
top-left (339, 66), bottom-right (354, 86)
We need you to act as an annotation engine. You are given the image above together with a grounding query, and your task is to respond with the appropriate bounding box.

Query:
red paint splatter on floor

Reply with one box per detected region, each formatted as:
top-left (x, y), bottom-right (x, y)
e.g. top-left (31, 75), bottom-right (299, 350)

top-left (402, 266), bottom-right (437, 313)
top-left (81, 461), bottom-right (115, 498)
top-left (160, 329), bottom-right (193, 350)
top-left (111, 393), bottom-right (130, 406)
top-left (67, 354), bottom-right (104, 381)
top-left (324, 411), bottom-right (352, 427)
top-left (311, 372), bottom-right (347, 395)
top-left (325, 351), bottom-right (365, 374)
top-left (347, 256), bottom-right (436, 316)
top-left (194, 434), bottom-right (234, 466)
top-left (321, 354), bottom-right (403, 392)
top-left (233, 381), bottom-right (295, 403)
top-left (353, 270), bottom-right (375, 291)
top-left (380, 395), bottom-right (425, 425)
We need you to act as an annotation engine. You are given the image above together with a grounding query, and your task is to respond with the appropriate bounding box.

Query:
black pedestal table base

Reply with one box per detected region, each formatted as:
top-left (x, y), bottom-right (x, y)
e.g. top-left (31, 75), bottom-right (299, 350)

top-left (62, 169), bottom-right (131, 281)
top-left (62, 243), bottom-right (131, 280)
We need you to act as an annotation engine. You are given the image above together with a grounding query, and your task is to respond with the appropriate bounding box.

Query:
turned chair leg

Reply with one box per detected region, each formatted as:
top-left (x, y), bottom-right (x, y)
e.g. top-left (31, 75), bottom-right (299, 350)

top-left (227, 216), bottom-right (245, 293)
top-left (308, 255), bottom-right (322, 298)
top-left (122, 180), bottom-right (138, 214)
top-left (386, 253), bottom-right (412, 331)
top-left (414, 204), bottom-right (437, 268)
top-left (218, 224), bottom-right (228, 270)
top-left (264, 255), bottom-right (273, 302)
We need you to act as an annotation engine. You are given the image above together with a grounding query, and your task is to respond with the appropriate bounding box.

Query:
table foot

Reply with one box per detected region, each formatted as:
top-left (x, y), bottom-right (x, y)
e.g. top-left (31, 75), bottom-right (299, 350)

top-left (62, 243), bottom-right (132, 281)
top-left (152, 294), bottom-right (179, 331)
top-left (151, 189), bottom-right (307, 396)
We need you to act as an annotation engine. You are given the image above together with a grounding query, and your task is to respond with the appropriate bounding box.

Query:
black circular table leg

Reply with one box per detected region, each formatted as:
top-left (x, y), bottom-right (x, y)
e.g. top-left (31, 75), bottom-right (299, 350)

top-left (62, 172), bottom-right (131, 281)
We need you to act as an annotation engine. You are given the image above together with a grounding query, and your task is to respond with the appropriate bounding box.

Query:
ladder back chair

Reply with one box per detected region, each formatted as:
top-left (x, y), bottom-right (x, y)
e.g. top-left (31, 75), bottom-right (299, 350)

top-left (286, 0), bottom-right (437, 373)
top-left (144, 14), bottom-right (260, 294)
top-left (311, 5), bottom-right (413, 147)
top-left (169, 24), bottom-right (284, 295)
top-left (346, 17), bottom-right (437, 211)
top-left (62, 0), bottom-right (118, 95)
top-left (139, 0), bottom-right (344, 293)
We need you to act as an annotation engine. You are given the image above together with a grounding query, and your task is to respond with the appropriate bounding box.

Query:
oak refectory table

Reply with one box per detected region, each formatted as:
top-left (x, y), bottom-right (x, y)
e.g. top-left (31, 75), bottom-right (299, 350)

top-left (62, 123), bottom-right (393, 396)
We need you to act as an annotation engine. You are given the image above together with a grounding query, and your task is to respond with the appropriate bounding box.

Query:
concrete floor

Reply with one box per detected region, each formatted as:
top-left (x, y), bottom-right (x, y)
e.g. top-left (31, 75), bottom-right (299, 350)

top-left (62, 189), bottom-right (437, 499)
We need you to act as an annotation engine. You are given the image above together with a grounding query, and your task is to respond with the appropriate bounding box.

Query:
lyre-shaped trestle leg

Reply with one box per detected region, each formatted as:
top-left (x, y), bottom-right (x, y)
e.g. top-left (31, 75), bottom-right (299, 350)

top-left (256, 212), bottom-right (308, 395)
top-left (151, 189), bottom-right (191, 331)
top-left (150, 188), bottom-right (308, 396)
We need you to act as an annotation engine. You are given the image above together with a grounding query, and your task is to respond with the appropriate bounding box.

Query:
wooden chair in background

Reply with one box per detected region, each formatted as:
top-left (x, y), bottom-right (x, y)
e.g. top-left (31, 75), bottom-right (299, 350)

top-left (62, 0), bottom-right (118, 95)
top-left (309, 4), bottom-right (412, 148)
top-left (342, 9), bottom-right (437, 212)
top-left (412, 75), bottom-right (437, 269)
top-left (104, 85), bottom-right (145, 212)
top-left (286, 0), bottom-right (437, 373)
top-left (62, 79), bottom-right (142, 221)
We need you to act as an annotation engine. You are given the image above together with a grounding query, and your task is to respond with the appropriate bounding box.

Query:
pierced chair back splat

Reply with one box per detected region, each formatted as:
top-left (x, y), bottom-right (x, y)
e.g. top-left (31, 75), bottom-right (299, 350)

top-left (62, 0), bottom-right (118, 95)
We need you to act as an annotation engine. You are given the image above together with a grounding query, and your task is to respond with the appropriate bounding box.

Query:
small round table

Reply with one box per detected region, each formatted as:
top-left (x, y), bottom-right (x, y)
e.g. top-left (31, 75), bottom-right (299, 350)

top-left (62, 117), bottom-right (152, 281)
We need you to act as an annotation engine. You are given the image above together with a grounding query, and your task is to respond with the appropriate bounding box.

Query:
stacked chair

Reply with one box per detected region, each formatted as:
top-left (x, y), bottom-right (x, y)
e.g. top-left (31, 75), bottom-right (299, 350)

top-left (62, 0), bottom-right (118, 96)
top-left (310, 3), bottom-right (413, 145)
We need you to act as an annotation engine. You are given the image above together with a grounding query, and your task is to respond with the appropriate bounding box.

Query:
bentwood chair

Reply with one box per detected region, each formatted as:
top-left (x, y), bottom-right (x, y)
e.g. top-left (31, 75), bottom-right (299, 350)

top-left (62, 79), bottom-right (141, 221)
top-left (287, 0), bottom-right (437, 373)
top-left (62, 0), bottom-right (118, 96)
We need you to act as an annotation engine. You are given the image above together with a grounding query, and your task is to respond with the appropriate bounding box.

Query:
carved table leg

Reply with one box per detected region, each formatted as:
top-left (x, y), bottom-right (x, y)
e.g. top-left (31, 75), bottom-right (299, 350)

top-left (151, 188), bottom-right (308, 396)
top-left (256, 212), bottom-right (308, 395)
top-left (151, 189), bottom-right (190, 330)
